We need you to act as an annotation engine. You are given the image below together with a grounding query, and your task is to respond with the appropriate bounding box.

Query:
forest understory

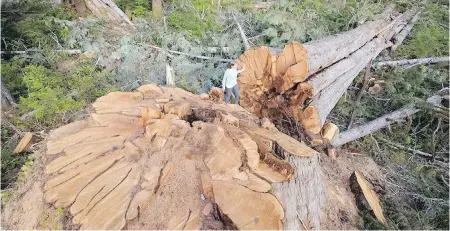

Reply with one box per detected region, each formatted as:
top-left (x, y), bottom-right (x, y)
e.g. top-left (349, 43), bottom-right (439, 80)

top-left (1, 0), bottom-right (449, 230)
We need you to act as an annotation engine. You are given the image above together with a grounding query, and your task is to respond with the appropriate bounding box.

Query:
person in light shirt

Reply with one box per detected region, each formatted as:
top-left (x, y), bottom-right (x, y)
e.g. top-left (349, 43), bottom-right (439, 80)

top-left (222, 63), bottom-right (245, 104)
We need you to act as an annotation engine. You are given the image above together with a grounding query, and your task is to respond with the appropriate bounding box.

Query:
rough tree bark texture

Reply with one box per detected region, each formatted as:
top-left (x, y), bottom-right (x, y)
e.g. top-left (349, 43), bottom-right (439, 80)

top-left (83, 0), bottom-right (134, 26)
top-left (390, 11), bottom-right (421, 51)
top-left (306, 7), bottom-right (418, 124)
top-left (332, 108), bottom-right (419, 146)
top-left (273, 154), bottom-right (325, 230)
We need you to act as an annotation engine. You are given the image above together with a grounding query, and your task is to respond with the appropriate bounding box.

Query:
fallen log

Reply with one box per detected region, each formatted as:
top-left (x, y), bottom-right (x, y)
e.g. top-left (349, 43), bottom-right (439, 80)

top-left (374, 56), bottom-right (450, 68)
top-left (332, 107), bottom-right (419, 146)
top-left (390, 10), bottom-right (421, 51)
top-left (83, 0), bottom-right (134, 26)
top-left (236, 4), bottom-right (419, 127)
top-left (144, 44), bottom-right (233, 62)
top-left (1, 79), bottom-right (16, 106)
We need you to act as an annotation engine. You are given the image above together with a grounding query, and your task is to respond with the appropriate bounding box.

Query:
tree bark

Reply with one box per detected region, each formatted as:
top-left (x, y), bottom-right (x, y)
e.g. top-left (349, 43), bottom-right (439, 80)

top-left (305, 7), bottom-right (418, 124)
top-left (374, 56), bottom-right (450, 68)
top-left (83, 0), bottom-right (134, 26)
top-left (273, 154), bottom-right (325, 230)
top-left (390, 11), bottom-right (421, 51)
top-left (332, 108), bottom-right (420, 146)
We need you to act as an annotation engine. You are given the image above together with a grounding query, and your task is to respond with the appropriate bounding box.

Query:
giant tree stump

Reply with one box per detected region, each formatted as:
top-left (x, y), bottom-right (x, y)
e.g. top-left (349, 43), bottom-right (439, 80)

top-left (43, 84), bottom-right (323, 230)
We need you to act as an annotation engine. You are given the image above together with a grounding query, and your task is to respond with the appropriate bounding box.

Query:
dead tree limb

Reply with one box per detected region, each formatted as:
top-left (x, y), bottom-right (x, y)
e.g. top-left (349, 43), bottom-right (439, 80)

top-left (377, 137), bottom-right (449, 162)
top-left (332, 107), bottom-right (420, 146)
top-left (1, 79), bottom-right (15, 106)
top-left (232, 13), bottom-right (251, 50)
top-left (374, 56), bottom-right (449, 68)
top-left (144, 44), bottom-right (233, 62)
top-left (1, 49), bottom-right (82, 55)
top-left (347, 61), bottom-right (372, 129)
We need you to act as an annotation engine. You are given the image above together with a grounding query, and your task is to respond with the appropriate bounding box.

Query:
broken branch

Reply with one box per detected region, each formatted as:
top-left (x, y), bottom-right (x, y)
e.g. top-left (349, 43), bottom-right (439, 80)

top-left (144, 44), bottom-right (233, 62)
top-left (347, 60), bottom-right (372, 129)
top-left (232, 13), bottom-right (250, 50)
top-left (332, 107), bottom-right (420, 146)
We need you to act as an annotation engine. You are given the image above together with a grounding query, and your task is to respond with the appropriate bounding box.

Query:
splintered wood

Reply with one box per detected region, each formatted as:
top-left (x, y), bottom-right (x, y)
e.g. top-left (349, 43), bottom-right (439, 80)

top-left (351, 171), bottom-right (387, 226)
top-left (236, 41), bottom-right (322, 134)
top-left (43, 84), bottom-right (321, 230)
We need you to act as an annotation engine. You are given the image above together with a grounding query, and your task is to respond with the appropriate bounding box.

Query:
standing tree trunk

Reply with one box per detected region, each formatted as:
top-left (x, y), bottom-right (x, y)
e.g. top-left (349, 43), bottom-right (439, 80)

top-left (152, 0), bottom-right (162, 17)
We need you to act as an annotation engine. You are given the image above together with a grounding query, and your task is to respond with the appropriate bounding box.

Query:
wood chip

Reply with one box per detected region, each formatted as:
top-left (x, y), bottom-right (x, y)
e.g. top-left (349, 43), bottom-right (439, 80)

top-left (13, 132), bottom-right (33, 154)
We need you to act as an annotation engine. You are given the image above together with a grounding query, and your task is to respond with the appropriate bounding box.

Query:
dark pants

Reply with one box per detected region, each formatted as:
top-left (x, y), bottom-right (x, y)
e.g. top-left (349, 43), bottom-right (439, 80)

top-left (224, 84), bottom-right (240, 104)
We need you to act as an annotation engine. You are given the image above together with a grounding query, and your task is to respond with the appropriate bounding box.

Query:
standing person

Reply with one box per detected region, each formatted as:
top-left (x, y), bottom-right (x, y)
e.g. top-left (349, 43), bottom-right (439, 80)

top-left (222, 63), bottom-right (245, 104)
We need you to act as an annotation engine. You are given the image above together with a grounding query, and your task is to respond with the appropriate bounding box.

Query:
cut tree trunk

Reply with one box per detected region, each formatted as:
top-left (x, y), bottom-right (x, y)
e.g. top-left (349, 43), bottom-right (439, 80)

top-left (273, 154), bottom-right (325, 230)
top-left (236, 4), bottom-right (419, 128)
top-left (40, 84), bottom-right (322, 230)
top-left (332, 108), bottom-right (419, 146)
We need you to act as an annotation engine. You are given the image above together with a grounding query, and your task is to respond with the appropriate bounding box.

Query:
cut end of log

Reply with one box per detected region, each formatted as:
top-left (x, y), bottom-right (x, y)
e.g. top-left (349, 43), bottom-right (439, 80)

top-left (41, 84), bottom-right (323, 230)
top-left (236, 42), bottom-right (318, 135)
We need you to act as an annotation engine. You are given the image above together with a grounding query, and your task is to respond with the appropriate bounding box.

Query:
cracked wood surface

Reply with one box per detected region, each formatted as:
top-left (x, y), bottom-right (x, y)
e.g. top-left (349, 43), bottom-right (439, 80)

top-left (43, 84), bottom-right (321, 230)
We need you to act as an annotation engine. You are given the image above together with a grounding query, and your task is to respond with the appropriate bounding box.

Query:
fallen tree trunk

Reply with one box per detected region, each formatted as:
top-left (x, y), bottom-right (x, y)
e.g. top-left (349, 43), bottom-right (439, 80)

top-left (390, 11), bottom-right (421, 51)
top-left (83, 0), bottom-right (134, 26)
top-left (374, 56), bottom-right (450, 68)
top-left (332, 108), bottom-right (419, 146)
top-left (143, 44), bottom-right (233, 62)
top-left (236, 4), bottom-right (419, 131)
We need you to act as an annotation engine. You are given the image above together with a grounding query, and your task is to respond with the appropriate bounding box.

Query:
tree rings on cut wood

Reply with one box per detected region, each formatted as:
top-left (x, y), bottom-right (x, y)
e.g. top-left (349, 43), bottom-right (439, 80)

top-left (236, 42), bottom-right (319, 135)
top-left (42, 84), bottom-right (323, 230)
